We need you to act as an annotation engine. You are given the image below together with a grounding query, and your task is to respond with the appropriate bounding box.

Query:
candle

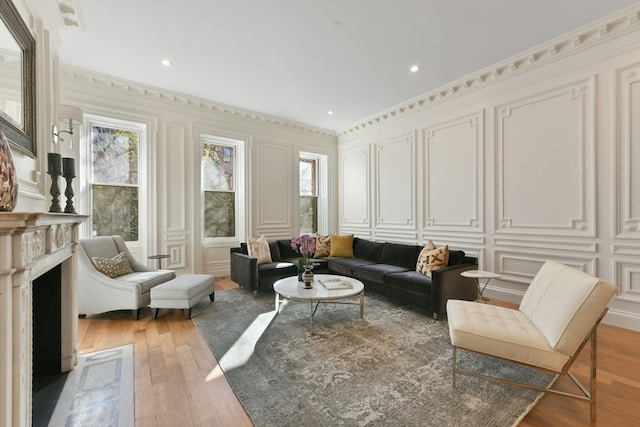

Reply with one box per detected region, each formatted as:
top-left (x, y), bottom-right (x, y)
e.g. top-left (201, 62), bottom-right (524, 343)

top-left (62, 157), bottom-right (75, 177)
top-left (47, 153), bottom-right (62, 175)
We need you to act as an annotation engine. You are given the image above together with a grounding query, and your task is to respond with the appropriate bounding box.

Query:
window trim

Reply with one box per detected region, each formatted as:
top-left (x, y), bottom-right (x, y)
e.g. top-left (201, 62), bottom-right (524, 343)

top-left (201, 133), bottom-right (246, 244)
top-left (80, 114), bottom-right (148, 246)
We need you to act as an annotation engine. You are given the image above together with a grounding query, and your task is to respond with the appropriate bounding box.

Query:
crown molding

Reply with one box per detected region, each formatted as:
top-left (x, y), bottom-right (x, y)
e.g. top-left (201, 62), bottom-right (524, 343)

top-left (338, 5), bottom-right (640, 137)
top-left (59, 65), bottom-right (338, 139)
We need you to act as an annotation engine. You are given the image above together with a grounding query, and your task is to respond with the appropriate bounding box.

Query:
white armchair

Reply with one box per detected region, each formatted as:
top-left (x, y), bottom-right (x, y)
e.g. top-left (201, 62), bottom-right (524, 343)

top-left (78, 235), bottom-right (176, 320)
top-left (446, 260), bottom-right (616, 422)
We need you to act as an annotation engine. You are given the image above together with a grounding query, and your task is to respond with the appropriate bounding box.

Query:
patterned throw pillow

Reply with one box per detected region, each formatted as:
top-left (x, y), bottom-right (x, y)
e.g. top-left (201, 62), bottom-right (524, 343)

top-left (416, 241), bottom-right (449, 277)
top-left (248, 236), bottom-right (272, 264)
top-left (92, 252), bottom-right (134, 278)
top-left (314, 233), bottom-right (331, 257)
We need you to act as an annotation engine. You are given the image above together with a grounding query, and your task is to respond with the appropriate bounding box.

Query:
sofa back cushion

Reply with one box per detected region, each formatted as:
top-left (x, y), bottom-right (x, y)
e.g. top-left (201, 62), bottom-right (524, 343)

top-left (353, 238), bottom-right (384, 262)
top-left (277, 239), bottom-right (299, 260)
top-left (447, 250), bottom-right (466, 266)
top-left (380, 242), bottom-right (421, 270)
top-left (519, 260), bottom-right (616, 355)
top-left (269, 241), bottom-right (282, 261)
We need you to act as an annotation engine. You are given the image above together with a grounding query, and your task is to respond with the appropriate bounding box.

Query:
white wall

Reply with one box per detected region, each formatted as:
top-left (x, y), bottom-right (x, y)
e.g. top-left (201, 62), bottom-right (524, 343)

top-left (59, 66), bottom-right (338, 278)
top-left (337, 6), bottom-right (640, 330)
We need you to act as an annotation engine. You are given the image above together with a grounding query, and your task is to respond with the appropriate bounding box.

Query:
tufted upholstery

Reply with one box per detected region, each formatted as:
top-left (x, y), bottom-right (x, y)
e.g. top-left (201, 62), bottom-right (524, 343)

top-left (446, 260), bottom-right (617, 422)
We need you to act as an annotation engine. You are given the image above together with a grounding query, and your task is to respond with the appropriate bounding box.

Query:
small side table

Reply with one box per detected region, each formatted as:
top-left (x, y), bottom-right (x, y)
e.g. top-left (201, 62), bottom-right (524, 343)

top-left (460, 270), bottom-right (502, 303)
top-left (148, 254), bottom-right (170, 269)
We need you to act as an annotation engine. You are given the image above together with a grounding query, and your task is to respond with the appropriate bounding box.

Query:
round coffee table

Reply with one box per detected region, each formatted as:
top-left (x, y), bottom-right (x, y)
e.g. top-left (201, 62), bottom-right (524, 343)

top-left (273, 274), bottom-right (364, 330)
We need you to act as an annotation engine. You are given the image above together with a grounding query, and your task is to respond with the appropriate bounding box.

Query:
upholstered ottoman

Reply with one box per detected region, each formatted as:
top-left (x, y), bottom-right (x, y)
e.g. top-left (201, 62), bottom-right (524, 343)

top-left (150, 274), bottom-right (215, 319)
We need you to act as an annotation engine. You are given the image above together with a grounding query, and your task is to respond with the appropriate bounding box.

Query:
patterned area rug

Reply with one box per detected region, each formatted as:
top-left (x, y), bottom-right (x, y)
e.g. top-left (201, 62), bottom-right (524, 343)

top-left (47, 344), bottom-right (134, 427)
top-left (192, 288), bottom-right (552, 427)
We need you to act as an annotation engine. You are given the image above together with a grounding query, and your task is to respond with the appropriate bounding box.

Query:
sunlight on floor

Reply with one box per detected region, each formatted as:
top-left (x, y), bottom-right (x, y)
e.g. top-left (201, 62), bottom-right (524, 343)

top-left (205, 301), bottom-right (285, 381)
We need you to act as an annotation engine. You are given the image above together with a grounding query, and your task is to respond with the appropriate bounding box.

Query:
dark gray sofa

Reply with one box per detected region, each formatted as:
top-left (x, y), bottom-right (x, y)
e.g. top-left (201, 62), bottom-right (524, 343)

top-left (230, 237), bottom-right (478, 319)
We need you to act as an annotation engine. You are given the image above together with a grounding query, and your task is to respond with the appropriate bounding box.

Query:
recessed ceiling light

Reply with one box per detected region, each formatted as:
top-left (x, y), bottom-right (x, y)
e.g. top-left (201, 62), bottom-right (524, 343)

top-left (410, 65), bottom-right (420, 73)
top-left (161, 59), bottom-right (172, 66)
top-left (328, 110), bottom-right (334, 115)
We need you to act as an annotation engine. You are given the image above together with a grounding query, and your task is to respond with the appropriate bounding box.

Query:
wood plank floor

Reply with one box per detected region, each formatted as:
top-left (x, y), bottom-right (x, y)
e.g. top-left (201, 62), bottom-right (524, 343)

top-left (78, 278), bottom-right (640, 426)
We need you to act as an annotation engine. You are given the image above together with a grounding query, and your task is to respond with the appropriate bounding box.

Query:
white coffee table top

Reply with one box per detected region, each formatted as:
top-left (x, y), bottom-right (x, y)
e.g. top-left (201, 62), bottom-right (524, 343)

top-left (273, 274), bottom-right (364, 301)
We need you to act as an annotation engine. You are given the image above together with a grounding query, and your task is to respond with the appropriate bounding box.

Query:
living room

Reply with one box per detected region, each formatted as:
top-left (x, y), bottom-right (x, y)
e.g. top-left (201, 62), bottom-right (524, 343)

top-left (1, 0), bottom-right (639, 426)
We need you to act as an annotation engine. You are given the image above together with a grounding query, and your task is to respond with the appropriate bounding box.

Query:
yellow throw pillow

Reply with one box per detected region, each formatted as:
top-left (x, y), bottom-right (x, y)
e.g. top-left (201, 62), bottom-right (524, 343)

top-left (248, 236), bottom-right (272, 264)
top-left (92, 252), bottom-right (134, 278)
top-left (314, 233), bottom-right (331, 257)
top-left (329, 234), bottom-right (355, 258)
top-left (416, 240), bottom-right (449, 277)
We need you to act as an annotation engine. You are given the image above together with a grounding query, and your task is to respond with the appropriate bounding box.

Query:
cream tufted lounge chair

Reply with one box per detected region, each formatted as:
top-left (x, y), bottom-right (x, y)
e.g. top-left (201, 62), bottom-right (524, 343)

top-left (447, 260), bottom-right (616, 422)
top-left (78, 235), bottom-right (176, 320)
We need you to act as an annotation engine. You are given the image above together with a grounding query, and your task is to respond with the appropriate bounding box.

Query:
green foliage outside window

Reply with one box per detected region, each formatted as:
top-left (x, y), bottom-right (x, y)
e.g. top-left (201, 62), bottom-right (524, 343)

top-left (91, 125), bottom-right (140, 241)
top-left (202, 142), bottom-right (236, 237)
top-left (91, 185), bottom-right (139, 241)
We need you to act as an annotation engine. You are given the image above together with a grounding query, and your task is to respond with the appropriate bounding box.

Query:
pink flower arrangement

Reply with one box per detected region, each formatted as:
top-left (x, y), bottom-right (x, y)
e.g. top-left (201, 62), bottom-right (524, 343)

top-left (291, 234), bottom-right (316, 268)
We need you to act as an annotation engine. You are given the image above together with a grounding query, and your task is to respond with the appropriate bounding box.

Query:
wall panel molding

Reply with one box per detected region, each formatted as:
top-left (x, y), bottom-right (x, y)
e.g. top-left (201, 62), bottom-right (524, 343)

top-left (340, 147), bottom-right (370, 226)
top-left (495, 251), bottom-right (596, 283)
top-left (614, 260), bottom-right (640, 303)
top-left (423, 112), bottom-right (483, 232)
top-left (495, 78), bottom-right (595, 237)
top-left (375, 133), bottom-right (416, 229)
top-left (615, 63), bottom-right (640, 237)
top-left (255, 143), bottom-right (291, 229)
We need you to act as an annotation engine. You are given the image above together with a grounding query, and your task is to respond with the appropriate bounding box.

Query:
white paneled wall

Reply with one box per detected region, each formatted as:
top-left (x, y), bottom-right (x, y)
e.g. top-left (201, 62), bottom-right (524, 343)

top-left (338, 7), bottom-right (640, 330)
top-left (59, 69), bottom-right (337, 278)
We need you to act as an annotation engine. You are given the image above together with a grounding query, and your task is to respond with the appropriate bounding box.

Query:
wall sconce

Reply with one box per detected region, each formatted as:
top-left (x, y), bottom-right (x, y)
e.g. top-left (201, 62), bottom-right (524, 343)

top-left (52, 105), bottom-right (83, 148)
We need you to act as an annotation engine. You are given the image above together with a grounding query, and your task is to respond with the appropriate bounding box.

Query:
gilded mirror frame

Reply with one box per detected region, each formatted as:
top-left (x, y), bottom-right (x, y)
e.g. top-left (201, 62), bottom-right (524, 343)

top-left (0, 0), bottom-right (36, 157)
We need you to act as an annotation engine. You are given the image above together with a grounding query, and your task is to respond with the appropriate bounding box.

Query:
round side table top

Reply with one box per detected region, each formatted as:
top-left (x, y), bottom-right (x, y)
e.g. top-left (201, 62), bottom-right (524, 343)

top-left (460, 270), bottom-right (502, 279)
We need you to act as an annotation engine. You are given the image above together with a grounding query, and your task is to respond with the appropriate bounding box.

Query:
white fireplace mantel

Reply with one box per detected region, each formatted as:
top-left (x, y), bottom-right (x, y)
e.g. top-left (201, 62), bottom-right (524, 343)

top-left (0, 212), bottom-right (88, 427)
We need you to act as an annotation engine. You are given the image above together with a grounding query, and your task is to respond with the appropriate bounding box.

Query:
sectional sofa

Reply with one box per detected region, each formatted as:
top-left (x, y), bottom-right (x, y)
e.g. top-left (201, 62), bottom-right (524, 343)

top-left (230, 236), bottom-right (478, 319)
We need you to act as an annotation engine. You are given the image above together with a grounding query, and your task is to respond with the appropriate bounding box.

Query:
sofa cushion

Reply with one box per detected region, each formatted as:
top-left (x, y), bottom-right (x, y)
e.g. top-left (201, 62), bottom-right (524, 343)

top-left (92, 252), bottom-right (134, 278)
top-left (384, 270), bottom-right (433, 296)
top-left (380, 242), bottom-right (421, 270)
top-left (119, 270), bottom-right (177, 294)
top-left (352, 263), bottom-right (407, 284)
top-left (314, 234), bottom-right (331, 257)
top-left (448, 250), bottom-right (466, 266)
top-left (353, 238), bottom-right (384, 262)
top-left (416, 241), bottom-right (449, 277)
top-left (329, 234), bottom-right (355, 257)
top-left (328, 257), bottom-right (375, 276)
top-left (268, 241), bottom-right (282, 261)
top-left (277, 239), bottom-right (300, 260)
top-left (248, 236), bottom-right (272, 264)
top-left (258, 261), bottom-right (297, 278)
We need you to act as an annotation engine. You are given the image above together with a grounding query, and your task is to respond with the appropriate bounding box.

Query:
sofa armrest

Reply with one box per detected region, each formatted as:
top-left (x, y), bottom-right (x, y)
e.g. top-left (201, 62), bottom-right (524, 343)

top-left (230, 248), bottom-right (258, 292)
top-left (430, 261), bottom-right (478, 319)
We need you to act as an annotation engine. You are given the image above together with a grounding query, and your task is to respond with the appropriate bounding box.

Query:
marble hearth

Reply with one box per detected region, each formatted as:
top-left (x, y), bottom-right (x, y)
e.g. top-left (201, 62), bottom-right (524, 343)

top-left (0, 213), bottom-right (87, 427)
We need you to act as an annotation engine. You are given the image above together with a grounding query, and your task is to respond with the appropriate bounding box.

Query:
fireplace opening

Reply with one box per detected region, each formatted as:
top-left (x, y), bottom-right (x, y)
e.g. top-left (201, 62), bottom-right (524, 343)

top-left (32, 264), bottom-right (67, 426)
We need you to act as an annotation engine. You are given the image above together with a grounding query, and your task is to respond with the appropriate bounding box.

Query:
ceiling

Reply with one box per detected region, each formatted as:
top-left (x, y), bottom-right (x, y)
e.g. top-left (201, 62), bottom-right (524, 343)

top-left (57, 0), bottom-right (639, 132)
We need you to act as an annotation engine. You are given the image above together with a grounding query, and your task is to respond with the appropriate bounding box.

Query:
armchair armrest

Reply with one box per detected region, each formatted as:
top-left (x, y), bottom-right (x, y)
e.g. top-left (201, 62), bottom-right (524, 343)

top-left (230, 247), bottom-right (258, 292)
top-left (430, 260), bottom-right (478, 319)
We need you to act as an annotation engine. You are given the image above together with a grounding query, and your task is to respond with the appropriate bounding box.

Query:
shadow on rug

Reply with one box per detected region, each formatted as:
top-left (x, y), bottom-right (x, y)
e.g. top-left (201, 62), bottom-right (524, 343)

top-left (192, 289), bottom-right (552, 427)
top-left (47, 344), bottom-right (134, 427)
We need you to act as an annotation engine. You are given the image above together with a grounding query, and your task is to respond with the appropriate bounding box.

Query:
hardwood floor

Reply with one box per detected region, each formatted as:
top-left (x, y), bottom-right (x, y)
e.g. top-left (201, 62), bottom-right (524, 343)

top-left (78, 278), bottom-right (640, 426)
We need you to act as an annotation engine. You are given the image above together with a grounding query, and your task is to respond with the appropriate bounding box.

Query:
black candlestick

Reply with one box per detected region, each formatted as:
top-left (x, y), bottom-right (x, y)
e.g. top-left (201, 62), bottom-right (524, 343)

top-left (48, 170), bottom-right (62, 213)
top-left (62, 157), bottom-right (76, 214)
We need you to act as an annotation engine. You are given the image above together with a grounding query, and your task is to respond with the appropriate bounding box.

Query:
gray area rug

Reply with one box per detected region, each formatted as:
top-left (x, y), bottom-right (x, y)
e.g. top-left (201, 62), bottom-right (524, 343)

top-left (48, 344), bottom-right (134, 427)
top-left (193, 288), bottom-right (552, 427)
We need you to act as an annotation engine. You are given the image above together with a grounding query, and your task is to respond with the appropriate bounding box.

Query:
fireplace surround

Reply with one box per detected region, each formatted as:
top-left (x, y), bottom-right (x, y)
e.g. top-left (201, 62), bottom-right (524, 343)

top-left (0, 212), bottom-right (87, 426)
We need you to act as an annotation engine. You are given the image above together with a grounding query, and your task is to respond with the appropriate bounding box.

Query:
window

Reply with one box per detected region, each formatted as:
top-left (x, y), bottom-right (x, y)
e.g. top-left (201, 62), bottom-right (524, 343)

top-left (202, 136), bottom-right (244, 239)
top-left (299, 156), bottom-right (318, 234)
top-left (89, 121), bottom-right (143, 241)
